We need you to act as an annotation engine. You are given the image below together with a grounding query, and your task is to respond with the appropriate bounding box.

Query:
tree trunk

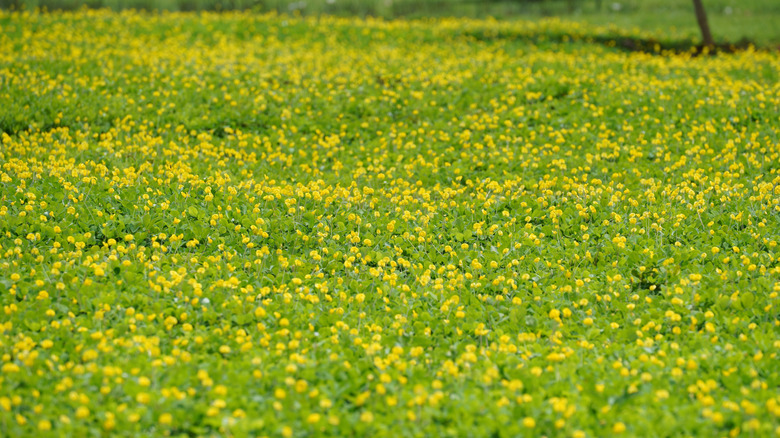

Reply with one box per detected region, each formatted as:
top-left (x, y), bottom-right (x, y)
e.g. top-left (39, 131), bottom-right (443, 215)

top-left (692, 0), bottom-right (715, 47)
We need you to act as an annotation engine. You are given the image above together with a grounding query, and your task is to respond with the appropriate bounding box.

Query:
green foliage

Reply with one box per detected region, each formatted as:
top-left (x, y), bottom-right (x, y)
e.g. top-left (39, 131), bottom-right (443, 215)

top-left (0, 9), bottom-right (779, 438)
top-left (2, 0), bottom-right (780, 45)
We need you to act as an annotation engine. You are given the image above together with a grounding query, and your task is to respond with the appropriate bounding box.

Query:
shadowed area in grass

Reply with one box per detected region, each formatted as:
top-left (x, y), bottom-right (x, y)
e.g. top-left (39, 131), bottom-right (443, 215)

top-left (462, 27), bottom-right (764, 55)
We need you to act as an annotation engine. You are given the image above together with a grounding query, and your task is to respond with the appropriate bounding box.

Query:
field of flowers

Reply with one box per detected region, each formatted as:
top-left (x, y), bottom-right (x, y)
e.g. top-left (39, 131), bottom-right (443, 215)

top-left (1, 9), bottom-right (780, 437)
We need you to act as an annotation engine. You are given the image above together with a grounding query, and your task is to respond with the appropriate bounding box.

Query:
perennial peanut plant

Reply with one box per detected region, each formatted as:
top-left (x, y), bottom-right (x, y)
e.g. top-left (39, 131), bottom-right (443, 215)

top-left (1, 9), bottom-right (779, 437)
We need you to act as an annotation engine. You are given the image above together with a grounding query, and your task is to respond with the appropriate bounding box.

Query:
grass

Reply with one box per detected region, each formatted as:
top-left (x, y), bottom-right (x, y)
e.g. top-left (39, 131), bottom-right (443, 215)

top-left (1, 8), bottom-right (779, 438)
top-left (575, 0), bottom-right (780, 47)
top-left (1, 0), bottom-right (779, 46)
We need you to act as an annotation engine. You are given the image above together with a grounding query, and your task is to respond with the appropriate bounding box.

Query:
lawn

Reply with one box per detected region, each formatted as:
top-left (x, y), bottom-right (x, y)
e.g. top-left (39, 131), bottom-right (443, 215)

top-left (1, 9), bottom-right (779, 437)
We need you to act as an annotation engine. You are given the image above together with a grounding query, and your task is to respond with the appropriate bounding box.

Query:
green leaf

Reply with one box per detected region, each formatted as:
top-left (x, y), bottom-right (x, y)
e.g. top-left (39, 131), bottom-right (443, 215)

top-left (740, 292), bottom-right (755, 309)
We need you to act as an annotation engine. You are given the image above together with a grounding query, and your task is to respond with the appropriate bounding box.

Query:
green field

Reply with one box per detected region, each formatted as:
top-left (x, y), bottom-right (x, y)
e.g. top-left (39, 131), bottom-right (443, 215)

top-left (2, 0), bottom-right (780, 46)
top-left (1, 9), bottom-right (780, 438)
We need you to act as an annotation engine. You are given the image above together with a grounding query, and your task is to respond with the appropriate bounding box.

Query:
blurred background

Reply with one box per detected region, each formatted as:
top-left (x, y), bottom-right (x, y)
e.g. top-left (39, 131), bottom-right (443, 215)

top-left (1, 0), bottom-right (778, 46)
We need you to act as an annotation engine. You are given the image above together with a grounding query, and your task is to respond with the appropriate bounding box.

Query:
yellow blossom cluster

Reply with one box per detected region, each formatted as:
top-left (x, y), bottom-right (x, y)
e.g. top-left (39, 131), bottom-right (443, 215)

top-left (1, 8), bottom-right (779, 437)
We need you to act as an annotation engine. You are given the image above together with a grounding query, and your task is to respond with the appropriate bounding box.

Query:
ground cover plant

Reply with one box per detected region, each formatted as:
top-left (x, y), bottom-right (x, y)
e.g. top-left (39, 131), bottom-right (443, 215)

top-left (4, 0), bottom-right (780, 47)
top-left (1, 9), bottom-right (780, 437)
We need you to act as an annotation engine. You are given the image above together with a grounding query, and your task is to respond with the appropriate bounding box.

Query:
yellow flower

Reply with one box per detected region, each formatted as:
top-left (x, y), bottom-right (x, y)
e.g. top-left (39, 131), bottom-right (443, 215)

top-left (1, 363), bottom-right (20, 373)
top-left (38, 419), bottom-right (52, 431)
top-left (75, 406), bottom-right (90, 419)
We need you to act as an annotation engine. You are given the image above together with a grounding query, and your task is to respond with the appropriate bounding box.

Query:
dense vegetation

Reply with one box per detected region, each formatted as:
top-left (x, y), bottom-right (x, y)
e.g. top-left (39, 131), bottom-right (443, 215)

top-left (1, 9), bottom-right (779, 437)
top-left (3, 0), bottom-right (780, 46)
